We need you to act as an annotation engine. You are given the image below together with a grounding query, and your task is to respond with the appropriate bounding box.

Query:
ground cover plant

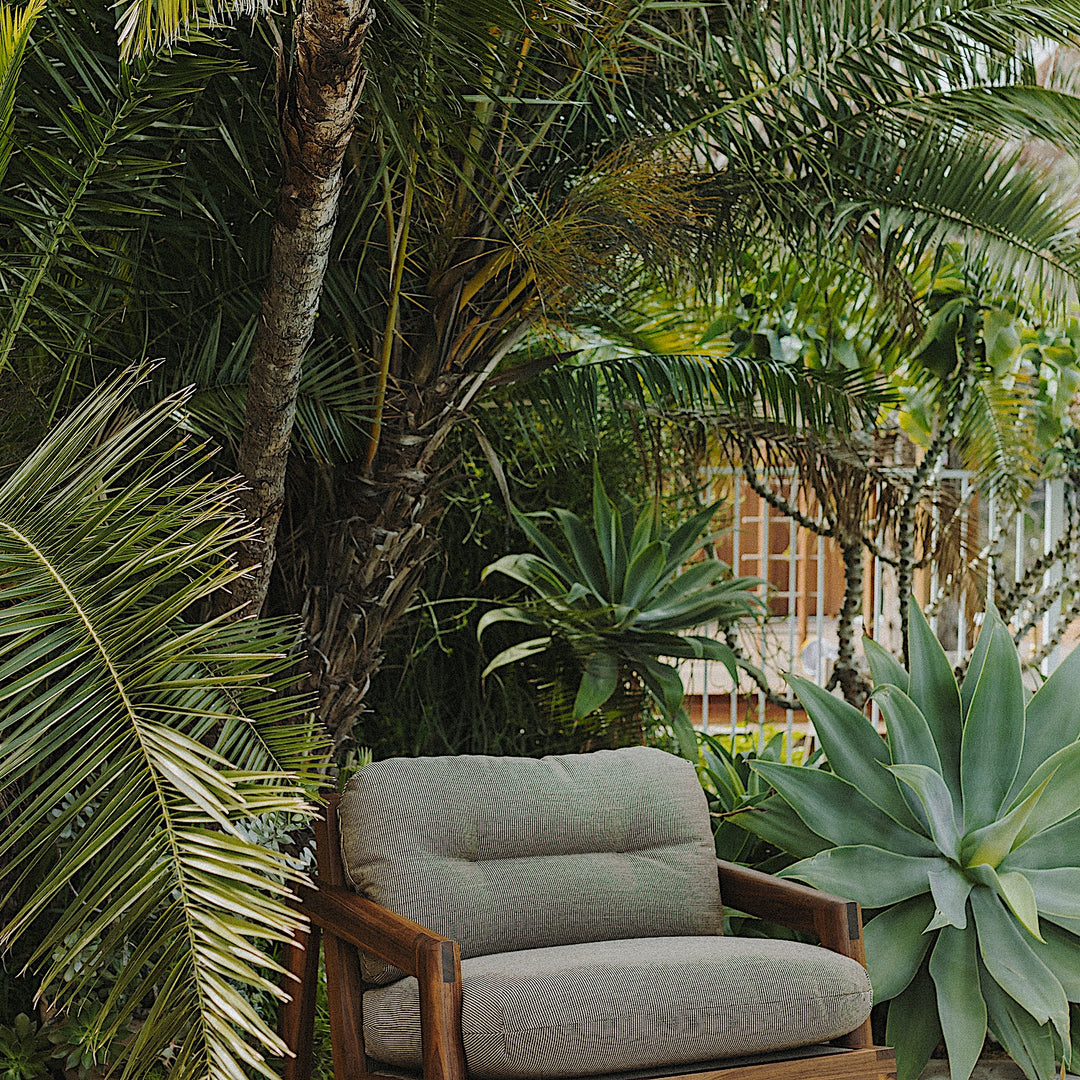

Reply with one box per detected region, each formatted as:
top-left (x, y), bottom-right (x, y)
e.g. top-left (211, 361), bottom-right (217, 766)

top-left (735, 605), bottom-right (1080, 1080)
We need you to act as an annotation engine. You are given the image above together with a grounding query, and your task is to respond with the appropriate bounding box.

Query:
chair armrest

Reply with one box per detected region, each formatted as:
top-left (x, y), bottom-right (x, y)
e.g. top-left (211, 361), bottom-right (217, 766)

top-left (717, 859), bottom-right (866, 965)
top-left (298, 877), bottom-right (455, 977)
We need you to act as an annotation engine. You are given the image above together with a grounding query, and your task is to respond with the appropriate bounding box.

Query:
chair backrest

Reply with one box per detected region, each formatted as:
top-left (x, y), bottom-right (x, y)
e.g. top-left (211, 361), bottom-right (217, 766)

top-left (338, 746), bottom-right (723, 983)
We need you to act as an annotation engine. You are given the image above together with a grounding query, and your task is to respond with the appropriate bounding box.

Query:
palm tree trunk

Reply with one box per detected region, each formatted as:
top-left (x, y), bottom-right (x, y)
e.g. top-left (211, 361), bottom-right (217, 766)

top-left (229, 0), bottom-right (372, 615)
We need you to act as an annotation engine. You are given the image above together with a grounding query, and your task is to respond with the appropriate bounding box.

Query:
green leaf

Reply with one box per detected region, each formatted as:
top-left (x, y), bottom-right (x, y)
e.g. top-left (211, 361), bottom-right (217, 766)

top-left (1003, 816), bottom-right (1080, 870)
top-left (929, 924), bottom-right (987, 1080)
top-left (889, 764), bottom-right (960, 861)
top-left (864, 894), bottom-right (937, 1004)
top-left (959, 613), bottom-right (994, 722)
top-left (1010, 635), bottom-right (1080, 798)
top-left (621, 540), bottom-right (666, 610)
top-left (981, 961), bottom-right (1059, 1080)
top-left (1023, 868), bottom-right (1080, 919)
top-left (751, 761), bottom-right (937, 856)
top-left (480, 552), bottom-right (569, 594)
top-left (553, 509), bottom-right (609, 598)
top-left (996, 871), bottom-right (1043, 942)
top-left (927, 863), bottom-right (973, 931)
top-left (961, 616), bottom-right (1025, 831)
top-left (786, 674), bottom-right (919, 829)
top-left (780, 847), bottom-right (941, 907)
top-left (480, 636), bottom-right (554, 677)
top-left (591, 464), bottom-right (617, 593)
top-left (971, 887), bottom-right (1068, 1041)
top-left (573, 650), bottom-right (619, 718)
top-left (1005, 741), bottom-right (1080, 848)
top-left (1028, 924), bottom-right (1080, 1000)
top-left (727, 795), bottom-right (830, 861)
top-left (962, 775), bottom-right (1053, 869)
top-left (907, 604), bottom-right (963, 791)
top-left (886, 962), bottom-right (943, 1080)
top-left (863, 635), bottom-right (909, 693)
top-left (669, 706), bottom-right (699, 763)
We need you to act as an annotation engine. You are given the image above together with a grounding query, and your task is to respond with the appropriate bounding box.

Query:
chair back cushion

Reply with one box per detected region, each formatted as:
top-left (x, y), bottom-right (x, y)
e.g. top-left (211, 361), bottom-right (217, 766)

top-left (338, 747), bottom-right (723, 983)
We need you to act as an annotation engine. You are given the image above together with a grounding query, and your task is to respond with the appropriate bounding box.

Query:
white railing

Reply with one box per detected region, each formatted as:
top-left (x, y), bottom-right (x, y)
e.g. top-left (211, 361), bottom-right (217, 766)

top-left (684, 466), bottom-right (1078, 750)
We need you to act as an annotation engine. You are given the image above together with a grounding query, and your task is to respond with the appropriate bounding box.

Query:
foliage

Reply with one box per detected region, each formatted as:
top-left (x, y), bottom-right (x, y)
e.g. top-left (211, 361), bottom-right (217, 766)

top-left (700, 729), bottom-right (820, 870)
top-left (0, 368), bottom-right (328, 1080)
top-left (479, 466), bottom-right (763, 757)
top-left (738, 605), bottom-right (1080, 1080)
top-left (0, 1015), bottom-right (48, 1080)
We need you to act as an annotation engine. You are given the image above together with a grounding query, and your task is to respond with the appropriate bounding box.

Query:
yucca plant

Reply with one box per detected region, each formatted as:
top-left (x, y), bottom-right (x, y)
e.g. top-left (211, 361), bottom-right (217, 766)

top-left (0, 368), bottom-right (328, 1080)
top-left (478, 468), bottom-right (763, 757)
top-left (735, 604), bottom-right (1080, 1080)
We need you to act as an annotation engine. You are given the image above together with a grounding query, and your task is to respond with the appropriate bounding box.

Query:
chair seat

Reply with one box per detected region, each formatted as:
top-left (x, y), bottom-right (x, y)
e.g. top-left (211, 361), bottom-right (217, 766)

top-left (363, 935), bottom-right (874, 1078)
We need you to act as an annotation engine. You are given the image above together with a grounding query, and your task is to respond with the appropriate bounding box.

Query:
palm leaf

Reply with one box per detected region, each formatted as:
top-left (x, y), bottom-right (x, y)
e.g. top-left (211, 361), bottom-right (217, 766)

top-left (0, 367), bottom-right (328, 1080)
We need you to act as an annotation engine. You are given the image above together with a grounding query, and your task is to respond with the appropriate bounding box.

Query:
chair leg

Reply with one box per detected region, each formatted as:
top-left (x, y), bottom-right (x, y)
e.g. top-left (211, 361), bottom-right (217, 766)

top-left (324, 927), bottom-right (368, 1079)
top-left (281, 915), bottom-right (322, 1080)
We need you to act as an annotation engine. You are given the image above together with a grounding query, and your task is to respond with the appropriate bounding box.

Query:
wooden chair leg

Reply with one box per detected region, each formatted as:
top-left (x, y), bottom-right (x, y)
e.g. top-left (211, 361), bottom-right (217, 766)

top-left (281, 915), bottom-right (321, 1080)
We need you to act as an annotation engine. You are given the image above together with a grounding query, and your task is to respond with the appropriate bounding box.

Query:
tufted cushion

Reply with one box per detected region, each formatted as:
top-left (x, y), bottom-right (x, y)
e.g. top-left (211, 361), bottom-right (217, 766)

top-left (362, 935), bottom-right (874, 1078)
top-left (338, 747), bottom-right (724, 983)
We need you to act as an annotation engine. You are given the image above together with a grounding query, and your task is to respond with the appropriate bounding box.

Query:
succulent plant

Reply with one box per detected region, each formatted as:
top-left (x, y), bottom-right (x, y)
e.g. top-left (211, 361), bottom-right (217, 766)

top-left (737, 604), bottom-right (1080, 1080)
top-left (479, 466), bottom-right (763, 756)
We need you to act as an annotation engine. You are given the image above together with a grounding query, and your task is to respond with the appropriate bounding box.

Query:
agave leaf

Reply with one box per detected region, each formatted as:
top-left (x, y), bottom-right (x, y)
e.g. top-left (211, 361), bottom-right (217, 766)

top-left (961, 775), bottom-right (1054, 868)
top-left (996, 872), bottom-right (1044, 942)
top-left (886, 963), bottom-right (943, 1080)
top-left (929, 924), bottom-right (987, 1080)
top-left (971, 887), bottom-right (1068, 1041)
top-left (660, 501), bottom-right (722, 574)
top-left (553, 509), bottom-right (609, 598)
top-left (591, 465), bottom-right (617, 592)
top-left (1006, 741), bottom-right (1080, 847)
top-left (928, 863), bottom-right (973, 930)
top-left (573, 650), bottom-right (619, 718)
top-left (480, 552), bottom-right (569, 594)
top-left (779, 846), bottom-right (942, 907)
top-left (621, 540), bottom-right (667, 609)
top-left (786, 674), bottom-right (920, 829)
top-left (636, 654), bottom-right (685, 718)
top-left (889, 764), bottom-right (960, 861)
top-left (1010, 641), bottom-right (1080, 799)
top-left (480, 636), bottom-right (553, 676)
top-left (629, 500), bottom-right (658, 562)
top-left (908, 604), bottom-right (963, 790)
top-left (669, 705), bottom-right (699, 762)
top-left (1023, 868), bottom-right (1080, 920)
top-left (959, 610), bottom-right (994, 722)
top-left (1028, 924), bottom-right (1080, 1000)
top-left (509, 506), bottom-right (576, 584)
top-left (727, 795), bottom-right (830, 860)
top-left (863, 635), bottom-right (909, 692)
top-left (961, 616), bottom-right (1025, 832)
top-left (476, 606), bottom-right (547, 637)
top-left (864, 894), bottom-right (937, 1004)
top-left (876, 686), bottom-right (945, 773)
top-left (1002, 816), bottom-right (1080, 870)
top-left (981, 961), bottom-right (1060, 1080)
top-left (751, 761), bottom-right (937, 856)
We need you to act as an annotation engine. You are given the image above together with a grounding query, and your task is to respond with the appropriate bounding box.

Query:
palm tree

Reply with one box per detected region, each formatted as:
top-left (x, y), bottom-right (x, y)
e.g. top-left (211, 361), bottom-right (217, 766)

top-left (0, 367), bottom-right (327, 1080)
top-left (12, 0), bottom-right (1080, 740)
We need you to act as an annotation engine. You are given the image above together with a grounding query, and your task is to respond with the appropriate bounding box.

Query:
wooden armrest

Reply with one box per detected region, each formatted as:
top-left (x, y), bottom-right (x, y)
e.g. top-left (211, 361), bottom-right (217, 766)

top-left (298, 877), bottom-right (456, 977)
top-left (717, 859), bottom-right (866, 965)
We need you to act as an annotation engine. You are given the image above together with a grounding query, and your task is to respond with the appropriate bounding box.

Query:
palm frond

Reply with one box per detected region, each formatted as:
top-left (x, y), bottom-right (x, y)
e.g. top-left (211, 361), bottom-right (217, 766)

top-left (0, 0), bottom-right (44, 184)
top-left (0, 366), bottom-right (328, 1080)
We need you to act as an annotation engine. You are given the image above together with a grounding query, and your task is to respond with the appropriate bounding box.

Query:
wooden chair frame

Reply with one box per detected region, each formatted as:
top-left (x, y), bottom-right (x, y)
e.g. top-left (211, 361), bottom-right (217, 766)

top-left (281, 795), bottom-right (896, 1080)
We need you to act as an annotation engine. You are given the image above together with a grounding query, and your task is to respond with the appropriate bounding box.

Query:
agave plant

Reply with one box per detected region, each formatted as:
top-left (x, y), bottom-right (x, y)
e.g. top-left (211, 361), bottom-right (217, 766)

top-left (736, 604), bottom-right (1080, 1080)
top-left (478, 468), bottom-right (763, 757)
top-left (0, 369), bottom-right (327, 1080)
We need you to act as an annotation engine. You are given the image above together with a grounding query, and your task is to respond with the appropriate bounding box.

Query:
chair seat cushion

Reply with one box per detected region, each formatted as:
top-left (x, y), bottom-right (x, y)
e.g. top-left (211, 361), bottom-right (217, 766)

top-left (362, 935), bottom-right (873, 1078)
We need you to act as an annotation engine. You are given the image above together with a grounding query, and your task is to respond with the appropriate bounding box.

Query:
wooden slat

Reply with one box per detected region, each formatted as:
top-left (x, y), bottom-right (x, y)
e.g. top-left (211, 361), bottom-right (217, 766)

top-left (280, 908), bottom-right (320, 1080)
top-left (654, 1047), bottom-right (895, 1080)
top-left (417, 937), bottom-right (467, 1080)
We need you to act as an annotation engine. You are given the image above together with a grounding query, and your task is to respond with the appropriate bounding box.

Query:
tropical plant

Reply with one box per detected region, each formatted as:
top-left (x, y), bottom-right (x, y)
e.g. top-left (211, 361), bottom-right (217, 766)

top-left (700, 729), bottom-right (821, 869)
top-left (479, 468), bottom-right (763, 757)
top-left (735, 604), bottom-right (1080, 1080)
top-left (0, 368), bottom-right (327, 1080)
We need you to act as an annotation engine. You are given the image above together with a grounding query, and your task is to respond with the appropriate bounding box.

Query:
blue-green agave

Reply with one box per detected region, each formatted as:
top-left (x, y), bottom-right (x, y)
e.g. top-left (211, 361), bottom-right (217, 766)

top-left (737, 605), bottom-right (1080, 1080)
